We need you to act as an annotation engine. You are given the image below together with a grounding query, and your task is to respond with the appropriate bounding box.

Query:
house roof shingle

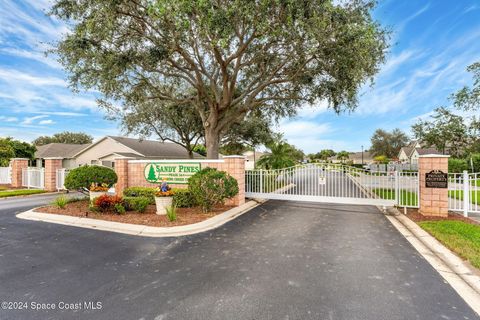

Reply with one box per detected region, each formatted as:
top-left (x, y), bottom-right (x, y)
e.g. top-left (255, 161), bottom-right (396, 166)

top-left (35, 143), bottom-right (90, 159)
top-left (107, 136), bottom-right (204, 159)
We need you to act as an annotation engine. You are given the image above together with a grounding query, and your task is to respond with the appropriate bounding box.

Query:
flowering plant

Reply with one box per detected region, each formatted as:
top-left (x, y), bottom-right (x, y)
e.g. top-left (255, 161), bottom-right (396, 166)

top-left (89, 182), bottom-right (109, 192)
top-left (155, 180), bottom-right (174, 197)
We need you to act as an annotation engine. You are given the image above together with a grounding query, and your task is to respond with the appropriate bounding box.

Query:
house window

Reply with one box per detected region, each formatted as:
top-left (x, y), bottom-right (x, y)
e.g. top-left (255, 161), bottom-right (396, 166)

top-left (101, 161), bottom-right (113, 168)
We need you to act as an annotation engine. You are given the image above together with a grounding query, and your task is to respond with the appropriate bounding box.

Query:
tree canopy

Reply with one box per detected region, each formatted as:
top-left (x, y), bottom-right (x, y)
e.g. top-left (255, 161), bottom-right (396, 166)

top-left (0, 138), bottom-right (36, 166)
top-left (412, 107), bottom-right (469, 158)
top-left (452, 62), bottom-right (480, 111)
top-left (370, 128), bottom-right (408, 158)
top-left (33, 131), bottom-right (93, 146)
top-left (51, 0), bottom-right (389, 158)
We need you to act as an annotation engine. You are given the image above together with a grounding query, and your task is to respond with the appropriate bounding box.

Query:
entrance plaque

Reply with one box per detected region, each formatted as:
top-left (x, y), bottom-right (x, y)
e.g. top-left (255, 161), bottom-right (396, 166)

top-left (425, 170), bottom-right (448, 188)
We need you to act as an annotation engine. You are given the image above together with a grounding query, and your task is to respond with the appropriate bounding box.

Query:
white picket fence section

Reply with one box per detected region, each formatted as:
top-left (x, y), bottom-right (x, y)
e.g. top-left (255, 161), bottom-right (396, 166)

top-left (0, 167), bottom-right (11, 184)
top-left (448, 171), bottom-right (479, 216)
top-left (56, 168), bottom-right (70, 191)
top-left (22, 167), bottom-right (45, 189)
top-left (245, 164), bottom-right (419, 207)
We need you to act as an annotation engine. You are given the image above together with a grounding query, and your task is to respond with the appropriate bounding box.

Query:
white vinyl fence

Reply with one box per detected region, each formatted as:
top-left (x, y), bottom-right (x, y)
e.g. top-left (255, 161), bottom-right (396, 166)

top-left (368, 163), bottom-right (418, 172)
top-left (448, 171), bottom-right (479, 216)
top-left (0, 167), bottom-right (11, 184)
top-left (22, 167), bottom-right (45, 189)
top-left (56, 168), bottom-right (70, 191)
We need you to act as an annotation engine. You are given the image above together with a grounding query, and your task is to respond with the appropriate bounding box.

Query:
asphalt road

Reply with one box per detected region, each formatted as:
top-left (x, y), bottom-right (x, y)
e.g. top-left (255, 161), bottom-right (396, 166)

top-left (0, 195), bottom-right (478, 320)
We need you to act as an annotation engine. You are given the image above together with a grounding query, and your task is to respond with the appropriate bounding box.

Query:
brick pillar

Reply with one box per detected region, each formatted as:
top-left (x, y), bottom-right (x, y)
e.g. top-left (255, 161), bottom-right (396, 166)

top-left (223, 156), bottom-right (246, 206)
top-left (419, 155), bottom-right (449, 217)
top-left (9, 158), bottom-right (28, 188)
top-left (44, 157), bottom-right (63, 191)
top-left (115, 158), bottom-right (132, 196)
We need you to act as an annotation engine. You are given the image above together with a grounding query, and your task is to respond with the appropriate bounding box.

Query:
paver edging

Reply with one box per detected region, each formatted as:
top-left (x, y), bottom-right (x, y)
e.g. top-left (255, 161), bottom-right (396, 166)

top-left (384, 207), bottom-right (480, 316)
top-left (16, 199), bottom-right (265, 237)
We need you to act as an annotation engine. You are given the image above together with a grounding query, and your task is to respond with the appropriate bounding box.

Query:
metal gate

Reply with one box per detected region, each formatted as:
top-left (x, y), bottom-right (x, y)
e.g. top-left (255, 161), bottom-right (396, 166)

top-left (245, 163), bottom-right (419, 207)
top-left (0, 167), bottom-right (11, 184)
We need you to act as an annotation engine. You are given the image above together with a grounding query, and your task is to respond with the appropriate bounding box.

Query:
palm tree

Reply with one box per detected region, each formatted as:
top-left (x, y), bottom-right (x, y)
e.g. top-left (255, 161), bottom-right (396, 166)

top-left (256, 137), bottom-right (296, 169)
top-left (336, 151), bottom-right (350, 163)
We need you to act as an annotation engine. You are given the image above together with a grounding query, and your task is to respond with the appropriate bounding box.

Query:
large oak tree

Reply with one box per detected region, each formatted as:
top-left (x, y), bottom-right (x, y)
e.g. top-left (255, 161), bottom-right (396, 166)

top-left (51, 0), bottom-right (388, 158)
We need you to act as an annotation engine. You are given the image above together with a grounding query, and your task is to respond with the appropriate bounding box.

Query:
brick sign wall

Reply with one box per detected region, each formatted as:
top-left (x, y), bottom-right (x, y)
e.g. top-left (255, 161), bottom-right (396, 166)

top-left (115, 157), bottom-right (245, 206)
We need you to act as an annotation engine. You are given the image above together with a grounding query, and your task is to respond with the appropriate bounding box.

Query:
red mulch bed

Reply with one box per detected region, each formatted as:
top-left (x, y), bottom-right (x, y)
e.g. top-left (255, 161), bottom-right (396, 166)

top-left (404, 207), bottom-right (479, 225)
top-left (35, 200), bottom-right (234, 227)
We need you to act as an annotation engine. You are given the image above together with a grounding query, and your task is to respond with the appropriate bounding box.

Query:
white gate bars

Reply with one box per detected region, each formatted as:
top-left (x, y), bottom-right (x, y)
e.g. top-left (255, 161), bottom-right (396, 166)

top-left (448, 171), bottom-right (479, 216)
top-left (22, 167), bottom-right (45, 189)
top-left (56, 168), bottom-right (69, 191)
top-left (245, 163), bottom-right (419, 207)
top-left (0, 167), bottom-right (11, 184)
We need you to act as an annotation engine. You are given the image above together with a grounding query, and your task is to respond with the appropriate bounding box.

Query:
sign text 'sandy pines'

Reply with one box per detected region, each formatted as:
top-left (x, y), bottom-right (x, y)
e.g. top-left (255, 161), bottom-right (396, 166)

top-left (144, 162), bottom-right (201, 184)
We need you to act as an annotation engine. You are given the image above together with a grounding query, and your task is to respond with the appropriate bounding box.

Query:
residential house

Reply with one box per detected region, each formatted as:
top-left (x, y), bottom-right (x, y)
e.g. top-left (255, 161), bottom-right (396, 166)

top-left (242, 150), bottom-right (270, 170)
top-left (398, 141), bottom-right (443, 164)
top-left (34, 136), bottom-right (204, 169)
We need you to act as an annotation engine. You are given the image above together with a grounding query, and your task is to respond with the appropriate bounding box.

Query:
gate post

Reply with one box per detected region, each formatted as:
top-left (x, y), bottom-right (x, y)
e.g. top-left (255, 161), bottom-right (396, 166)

top-left (463, 170), bottom-right (469, 217)
top-left (222, 156), bottom-right (245, 206)
top-left (418, 154), bottom-right (449, 217)
top-left (44, 157), bottom-right (63, 191)
top-left (9, 158), bottom-right (28, 188)
top-left (114, 157), bottom-right (133, 196)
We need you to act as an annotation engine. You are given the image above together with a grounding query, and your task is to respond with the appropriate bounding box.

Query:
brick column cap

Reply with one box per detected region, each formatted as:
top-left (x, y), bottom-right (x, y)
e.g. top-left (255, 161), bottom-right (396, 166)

top-left (11, 158), bottom-right (29, 160)
top-left (114, 157), bottom-right (137, 160)
top-left (418, 154), bottom-right (450, 158)
top-left (222, 155), bottom-right (246, 159)
top-left (44, 157), bottom-right (64, 160)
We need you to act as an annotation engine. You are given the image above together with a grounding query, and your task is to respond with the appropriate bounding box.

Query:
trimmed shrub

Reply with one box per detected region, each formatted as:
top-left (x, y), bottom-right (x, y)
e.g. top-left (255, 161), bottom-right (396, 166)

top-left (123, 187), bottom-right (156, 204)
top-left (172, 188), bottom-right (196, 208)
top-left (449, 158), bottom-right (468, 173)
top-left (114, 203), bottom-right (126, 215)
top-left (188, 168), bottom-right (239, 213)
top-left (64, 165), bottom-right (117, 190)
top-left (123, 196), bottom-right (150, 213)
top-left (93, 194), bottom-right (123, 212)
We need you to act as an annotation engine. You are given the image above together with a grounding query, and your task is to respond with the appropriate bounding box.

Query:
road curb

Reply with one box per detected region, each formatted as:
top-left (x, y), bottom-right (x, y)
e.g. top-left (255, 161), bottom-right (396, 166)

top-left (16, 199), bottom-right (266, 237)
top-left (384, 208), bottom-right (480, 316)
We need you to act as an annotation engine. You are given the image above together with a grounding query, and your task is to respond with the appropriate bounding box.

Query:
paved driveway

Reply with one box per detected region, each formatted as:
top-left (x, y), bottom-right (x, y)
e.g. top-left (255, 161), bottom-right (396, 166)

top-left (0, 195), bottom-right (478, 320)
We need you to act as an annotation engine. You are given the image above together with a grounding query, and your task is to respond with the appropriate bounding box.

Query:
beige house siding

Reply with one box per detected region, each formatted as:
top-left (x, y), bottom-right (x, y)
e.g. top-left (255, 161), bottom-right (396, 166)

top-left (74, 137), bottom-right (141, 167)
top-left (398, 149), bottom-right (409, 162)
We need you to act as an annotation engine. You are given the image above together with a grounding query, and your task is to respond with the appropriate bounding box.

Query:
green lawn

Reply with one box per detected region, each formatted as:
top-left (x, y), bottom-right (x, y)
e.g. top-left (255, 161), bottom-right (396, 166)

top-left (373, 188), bottom-right (418, 206)
top-left (448, 190), bottom-right (480, 205)
top-left (0, 189), bottom-right (46, 198)
top-left (419, 220), bottom-right (480, 269)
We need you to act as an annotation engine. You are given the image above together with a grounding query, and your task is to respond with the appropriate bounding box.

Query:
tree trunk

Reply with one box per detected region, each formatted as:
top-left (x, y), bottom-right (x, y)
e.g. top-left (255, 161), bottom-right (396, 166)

top-left (205, 128), bottom-right (220, 159)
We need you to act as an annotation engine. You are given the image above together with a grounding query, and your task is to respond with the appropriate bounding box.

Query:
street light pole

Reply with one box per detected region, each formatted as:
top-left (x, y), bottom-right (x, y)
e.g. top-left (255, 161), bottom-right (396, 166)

top-left (361, 145), bottom-right (364, 165)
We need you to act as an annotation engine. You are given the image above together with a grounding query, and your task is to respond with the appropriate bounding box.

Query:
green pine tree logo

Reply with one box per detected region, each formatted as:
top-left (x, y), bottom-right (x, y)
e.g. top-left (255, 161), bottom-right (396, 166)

top-left (147, 164), bottom-right (157, 181)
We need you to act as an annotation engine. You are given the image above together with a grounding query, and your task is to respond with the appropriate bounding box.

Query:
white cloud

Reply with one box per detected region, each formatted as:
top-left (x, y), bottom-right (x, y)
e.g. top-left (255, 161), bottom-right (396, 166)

top-left (0, 68), bottom-right (65, 87)
top-left (0, 116), bottom-right (18, 122)
top-left (39, 119), bottom-right (55, 125)
top-left (21, 115), bottom-right (48, 125)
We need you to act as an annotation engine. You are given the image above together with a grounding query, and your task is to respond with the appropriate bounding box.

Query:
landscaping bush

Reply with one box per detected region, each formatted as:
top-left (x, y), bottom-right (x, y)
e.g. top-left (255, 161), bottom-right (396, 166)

top-left (123, 196), bottom-right (150, 213)
top-left (172, 188), bottom-right (196, 208)
top-left (449, 158), bottom-right (468, 173)
top-left (166, 205), bottom-right (177, 222)
top-left (188, 168), bottom-right (239, 213)
top-left (52, 195), bottom-right (68, 209)
top-left (93, 194), bottom-right (123, 212)
top-left (123, 187), bottom-right (156, 204)
top-left (64, 165), bottom-right (117, 190)
top-left (114, 203), bottom-right (126, 215)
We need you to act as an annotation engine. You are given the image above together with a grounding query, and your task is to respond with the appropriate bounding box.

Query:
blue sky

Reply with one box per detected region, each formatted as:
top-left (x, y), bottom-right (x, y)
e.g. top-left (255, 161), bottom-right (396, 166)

top-left (0, 0), bottom-right (479, 153)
